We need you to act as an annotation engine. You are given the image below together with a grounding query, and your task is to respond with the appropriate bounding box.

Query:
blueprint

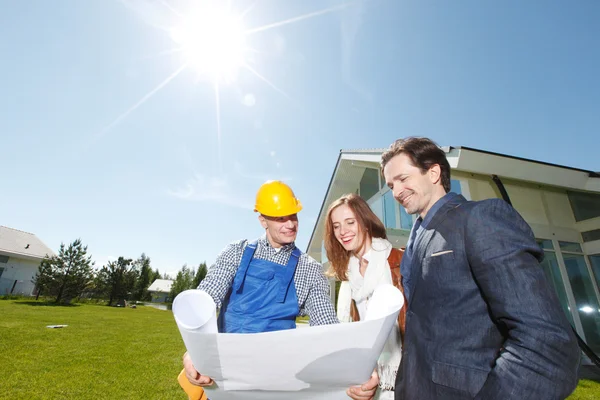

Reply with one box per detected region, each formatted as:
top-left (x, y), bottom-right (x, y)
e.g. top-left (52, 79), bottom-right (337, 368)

top-left (172, 284), bottom-right (403, 399)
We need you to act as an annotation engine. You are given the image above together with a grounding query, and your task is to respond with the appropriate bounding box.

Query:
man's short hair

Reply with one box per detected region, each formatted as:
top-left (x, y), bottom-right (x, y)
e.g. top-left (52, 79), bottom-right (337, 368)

top-left (381, 137), bottom-right (451, 193)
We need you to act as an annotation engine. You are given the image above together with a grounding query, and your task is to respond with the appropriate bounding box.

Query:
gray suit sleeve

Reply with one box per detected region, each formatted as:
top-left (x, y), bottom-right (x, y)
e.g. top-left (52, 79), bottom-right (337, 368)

top-left (465, 199), bottom-right (579, 400)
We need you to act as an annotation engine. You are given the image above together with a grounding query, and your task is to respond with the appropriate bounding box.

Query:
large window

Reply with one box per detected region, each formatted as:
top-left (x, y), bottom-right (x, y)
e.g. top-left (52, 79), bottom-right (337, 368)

top-left (537, 240), bottom-right (600, 352)
top-left (360, 168), bottom-right (380, 200)
top-left (375, 179), bottom-right (463, 231)
top-left (568, 190), bottom-right (600, 221)
top-left (450, 179), bottom-right (462, 194)
top-left (380, 189), bottom-right (412, 231)
top-left (588, 255), bottom-right (600, 300)
top-left (560, 241), bottom-right (600, 353)
top-left (383, 190), bottom-right (397, 229)
top-left (537, 239), bottom-right (573, 325)
top-left (367, 194), bottom-right (384, 223)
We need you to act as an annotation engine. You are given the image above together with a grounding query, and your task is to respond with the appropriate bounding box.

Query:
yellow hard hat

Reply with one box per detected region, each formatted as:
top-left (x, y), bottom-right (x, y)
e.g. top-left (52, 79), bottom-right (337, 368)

top-left (254, 180), bottom-right (303, 217)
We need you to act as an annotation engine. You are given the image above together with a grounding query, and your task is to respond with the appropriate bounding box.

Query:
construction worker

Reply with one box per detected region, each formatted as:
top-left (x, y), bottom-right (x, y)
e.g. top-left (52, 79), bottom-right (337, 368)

top-left (181, 180), bottom-right (379, 400)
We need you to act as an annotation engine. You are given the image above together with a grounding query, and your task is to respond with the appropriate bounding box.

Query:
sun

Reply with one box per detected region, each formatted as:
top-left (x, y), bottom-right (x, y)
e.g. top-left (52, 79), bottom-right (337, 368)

top-left (96, 1), bottom-right (356, 162)
top-left (169, 4), bottom-right (247, 83)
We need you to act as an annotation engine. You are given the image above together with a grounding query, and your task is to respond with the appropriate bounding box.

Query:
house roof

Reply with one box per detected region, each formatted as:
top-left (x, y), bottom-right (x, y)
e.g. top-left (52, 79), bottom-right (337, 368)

top-left (148, 279), bottom-right (173, 293)
top-left (306, 145), bottom-right (600, 258)
top-left (0, 226), bottom-right (55, 260)
top-left (336, 146), bottom-right (598, 176)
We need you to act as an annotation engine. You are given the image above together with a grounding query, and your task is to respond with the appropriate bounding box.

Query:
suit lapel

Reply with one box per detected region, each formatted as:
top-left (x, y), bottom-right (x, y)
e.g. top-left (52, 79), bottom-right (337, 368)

top-left (408, 195), bottom-right (467, 308)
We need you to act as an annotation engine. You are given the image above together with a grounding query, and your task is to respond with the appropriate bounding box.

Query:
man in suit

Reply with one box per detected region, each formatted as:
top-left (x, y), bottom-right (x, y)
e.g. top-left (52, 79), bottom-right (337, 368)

top-left (381, 137), bottom-right (580, 399)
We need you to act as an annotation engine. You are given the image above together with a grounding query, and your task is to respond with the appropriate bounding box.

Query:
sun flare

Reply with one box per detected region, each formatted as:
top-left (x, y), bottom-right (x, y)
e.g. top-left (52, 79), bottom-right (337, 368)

top-left (170, 5), bottom-right (247, 83)
top-left (98, 0), bottom-right (356, 167)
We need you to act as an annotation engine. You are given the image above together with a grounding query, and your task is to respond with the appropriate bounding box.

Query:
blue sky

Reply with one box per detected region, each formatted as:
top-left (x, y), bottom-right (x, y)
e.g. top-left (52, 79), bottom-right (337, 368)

top-left (1, 0), bottom-right (598, 276)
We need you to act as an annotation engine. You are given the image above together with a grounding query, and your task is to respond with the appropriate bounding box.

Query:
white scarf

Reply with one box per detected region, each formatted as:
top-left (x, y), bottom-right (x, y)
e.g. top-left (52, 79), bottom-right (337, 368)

top-left (336, 238), bottom-right (402, 391)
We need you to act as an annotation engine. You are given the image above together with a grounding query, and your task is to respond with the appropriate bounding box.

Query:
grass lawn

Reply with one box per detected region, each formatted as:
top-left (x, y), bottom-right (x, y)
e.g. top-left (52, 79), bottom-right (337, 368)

top-left (0, 299), bottom-right (185, 400)
top-left (1, 299), bottom-right (599, 399)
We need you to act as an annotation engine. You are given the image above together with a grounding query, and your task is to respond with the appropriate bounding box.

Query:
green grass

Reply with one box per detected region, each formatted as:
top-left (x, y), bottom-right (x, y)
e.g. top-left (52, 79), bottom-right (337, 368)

top-left (0, 299), bottom-right (185, 400)
top-left (0, 299), bottom-right (598, 399)
top-left (570, 379), bottom-right (600, 400)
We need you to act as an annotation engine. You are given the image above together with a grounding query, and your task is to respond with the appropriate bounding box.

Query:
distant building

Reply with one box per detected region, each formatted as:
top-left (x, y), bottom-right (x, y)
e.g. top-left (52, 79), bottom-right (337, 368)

top-left (0, 226), bottom-right (55, 296)
top-left (308, 146), bottom-right (600, 354)
top-left (148, 279), bottom-right (174, 303)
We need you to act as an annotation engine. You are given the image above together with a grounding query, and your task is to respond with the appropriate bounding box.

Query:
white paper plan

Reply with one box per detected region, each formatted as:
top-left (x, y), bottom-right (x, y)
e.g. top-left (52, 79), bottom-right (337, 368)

top-left (172, 284), bottom-right (404, 399)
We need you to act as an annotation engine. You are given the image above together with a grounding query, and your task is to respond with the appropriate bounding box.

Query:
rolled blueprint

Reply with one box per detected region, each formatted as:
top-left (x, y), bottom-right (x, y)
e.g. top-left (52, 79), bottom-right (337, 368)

top-left (172, 284), bottom-right (404, 400)
top-left (172, 289), bottom-right (218, 333)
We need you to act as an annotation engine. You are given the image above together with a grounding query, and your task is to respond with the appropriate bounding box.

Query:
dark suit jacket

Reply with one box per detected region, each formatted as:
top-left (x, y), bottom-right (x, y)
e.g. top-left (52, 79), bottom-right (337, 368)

top-left (395, 195), bottom-right (580, 400)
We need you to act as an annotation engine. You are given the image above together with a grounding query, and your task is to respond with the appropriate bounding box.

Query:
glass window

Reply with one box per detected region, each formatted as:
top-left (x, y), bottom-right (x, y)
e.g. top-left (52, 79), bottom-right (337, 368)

top-left (360, 168), bottom-right (380, 200)
top-left (582, 229), bottom-right (600, 243)
top-left (0, 267), bottom-right (4, 279)
top-left (536, 239), bottom-right (554, 250)
top-left (563, 253), bottom-right (600, 353)
top-left (539, 251), bottom-right (573, 325)
top-left (450, 179), bottom-right (462, 195)
top-left (400, 206), bottom-right (414, 230)
top-left (567, 190), bottom-right (600, 222)
top-left (559, 241), bottom-right (583, 253)
top-left (590, 255), bottom-right (600, 291)
top-left (0, 255), bottom-right (8, 263)
top-left (368, 195), bottom-right (384, 223)
top-left (379, 168), bottom-right (386, 190)
top-left (383, 190), bottom-right (398, 229)
top-left (321, 240), bottom-right (328, 264)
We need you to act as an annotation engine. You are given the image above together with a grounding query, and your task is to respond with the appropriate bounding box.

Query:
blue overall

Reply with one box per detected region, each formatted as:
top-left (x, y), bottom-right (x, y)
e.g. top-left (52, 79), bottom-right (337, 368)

top-left (217, 241), bottom-right (301, 333)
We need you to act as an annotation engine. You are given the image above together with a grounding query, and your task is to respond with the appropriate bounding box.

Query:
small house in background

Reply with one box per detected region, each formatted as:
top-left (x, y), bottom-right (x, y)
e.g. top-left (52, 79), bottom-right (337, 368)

top-left (0, 226), bottom-right (55, 296)
top-left (147, 279), bottom-right (173, 303)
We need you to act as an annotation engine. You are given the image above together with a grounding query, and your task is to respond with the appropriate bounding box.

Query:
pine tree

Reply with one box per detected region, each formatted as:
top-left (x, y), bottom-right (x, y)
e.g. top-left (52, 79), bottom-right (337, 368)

top-left (133, 253), bottom-right (152, 301)
top-left (99, 257), bottom-right (135, 306)
top-left (169, 264), bottom-right (194, 301)
top-left (191, 261), bottom-right (208, 288)
top-left (34, 239), bottom-right (94, 304)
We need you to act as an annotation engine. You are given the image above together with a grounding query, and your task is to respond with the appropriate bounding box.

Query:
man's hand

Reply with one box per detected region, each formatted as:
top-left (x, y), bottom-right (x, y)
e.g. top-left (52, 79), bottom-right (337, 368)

top-left (183, 352), bottom-right (214, 386)
top-left (346, 370), bottom-right (379, 399)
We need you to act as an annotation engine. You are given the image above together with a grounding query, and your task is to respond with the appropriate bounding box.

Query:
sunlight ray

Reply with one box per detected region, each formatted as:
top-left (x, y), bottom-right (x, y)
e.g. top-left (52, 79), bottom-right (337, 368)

top-left (157, 0), bottom-right (184, 18)
top-left (243, 63), bottom-right (290, 99)
top-left (244, 1), bottom-right (355, 36)
top-left (94, 63), bottom-right (187, 141)
top-left (240, 2), bottom-right (257, 19)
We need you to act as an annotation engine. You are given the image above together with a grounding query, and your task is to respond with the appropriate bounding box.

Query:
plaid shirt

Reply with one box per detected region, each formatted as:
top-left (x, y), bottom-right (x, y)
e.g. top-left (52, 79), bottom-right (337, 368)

top-left (198, 235), bottom-right (339, 326)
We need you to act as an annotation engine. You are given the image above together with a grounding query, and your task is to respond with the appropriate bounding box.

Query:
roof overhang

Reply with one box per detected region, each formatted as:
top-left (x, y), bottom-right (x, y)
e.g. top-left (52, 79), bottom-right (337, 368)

top-left (0, 249), bottom-right (47, 262)
top-left (454, 147), bottom-right (600, 191)
top-left (306, 146), bottom-right (599, 258)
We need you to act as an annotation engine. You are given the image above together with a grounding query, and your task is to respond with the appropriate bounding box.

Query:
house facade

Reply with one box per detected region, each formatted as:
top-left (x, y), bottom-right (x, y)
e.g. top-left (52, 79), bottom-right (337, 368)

top-left (147, 279), bottom-right (174, 303)
top-left (307, 146), bottom-right (600, 354)
top-left (0, 226), bottom-right (55, 296)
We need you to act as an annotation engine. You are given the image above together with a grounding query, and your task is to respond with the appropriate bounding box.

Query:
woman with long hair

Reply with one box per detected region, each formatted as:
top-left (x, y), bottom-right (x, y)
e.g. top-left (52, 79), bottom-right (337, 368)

top-left (324, 193), bottom-right (405, 400)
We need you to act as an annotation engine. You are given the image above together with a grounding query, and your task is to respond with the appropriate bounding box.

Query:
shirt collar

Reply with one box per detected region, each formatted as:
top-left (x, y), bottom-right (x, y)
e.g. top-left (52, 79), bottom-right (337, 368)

top-left (421, 192), bottom-right (458, 229)
top-left (258, 234), bottom-right (296, 252)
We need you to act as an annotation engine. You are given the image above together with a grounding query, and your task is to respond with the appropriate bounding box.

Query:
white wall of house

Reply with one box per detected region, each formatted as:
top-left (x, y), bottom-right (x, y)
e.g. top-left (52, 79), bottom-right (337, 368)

top-left (0, 256), bottom-right (40, 296)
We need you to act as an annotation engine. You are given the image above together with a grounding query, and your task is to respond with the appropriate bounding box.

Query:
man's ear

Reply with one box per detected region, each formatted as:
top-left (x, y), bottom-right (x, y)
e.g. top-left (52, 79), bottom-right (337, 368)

top-left (429, 164), bottom-right (442, 185)
top-left (258, 214), bottom-right (268, 229)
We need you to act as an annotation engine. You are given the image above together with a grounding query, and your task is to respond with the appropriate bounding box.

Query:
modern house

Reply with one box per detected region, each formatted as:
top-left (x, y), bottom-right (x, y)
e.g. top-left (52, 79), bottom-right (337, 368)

top-left (147, 279), bottom-right (174, 303)
top-left (307, 146), bottom-right (600, 355)
top-left (0, 226), bottom-right (55, 296)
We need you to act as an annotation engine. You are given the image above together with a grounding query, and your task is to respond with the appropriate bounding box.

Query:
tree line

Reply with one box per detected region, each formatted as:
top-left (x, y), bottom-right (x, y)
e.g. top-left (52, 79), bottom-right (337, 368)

top-left (33, 238), bottom-right (208, 305)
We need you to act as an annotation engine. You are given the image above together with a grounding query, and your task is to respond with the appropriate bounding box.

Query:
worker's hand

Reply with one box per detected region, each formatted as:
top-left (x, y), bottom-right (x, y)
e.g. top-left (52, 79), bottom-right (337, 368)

top-left (183, 352), bottom-right (214, 386)
top-left (346, 369), bottom-right (379, 399)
